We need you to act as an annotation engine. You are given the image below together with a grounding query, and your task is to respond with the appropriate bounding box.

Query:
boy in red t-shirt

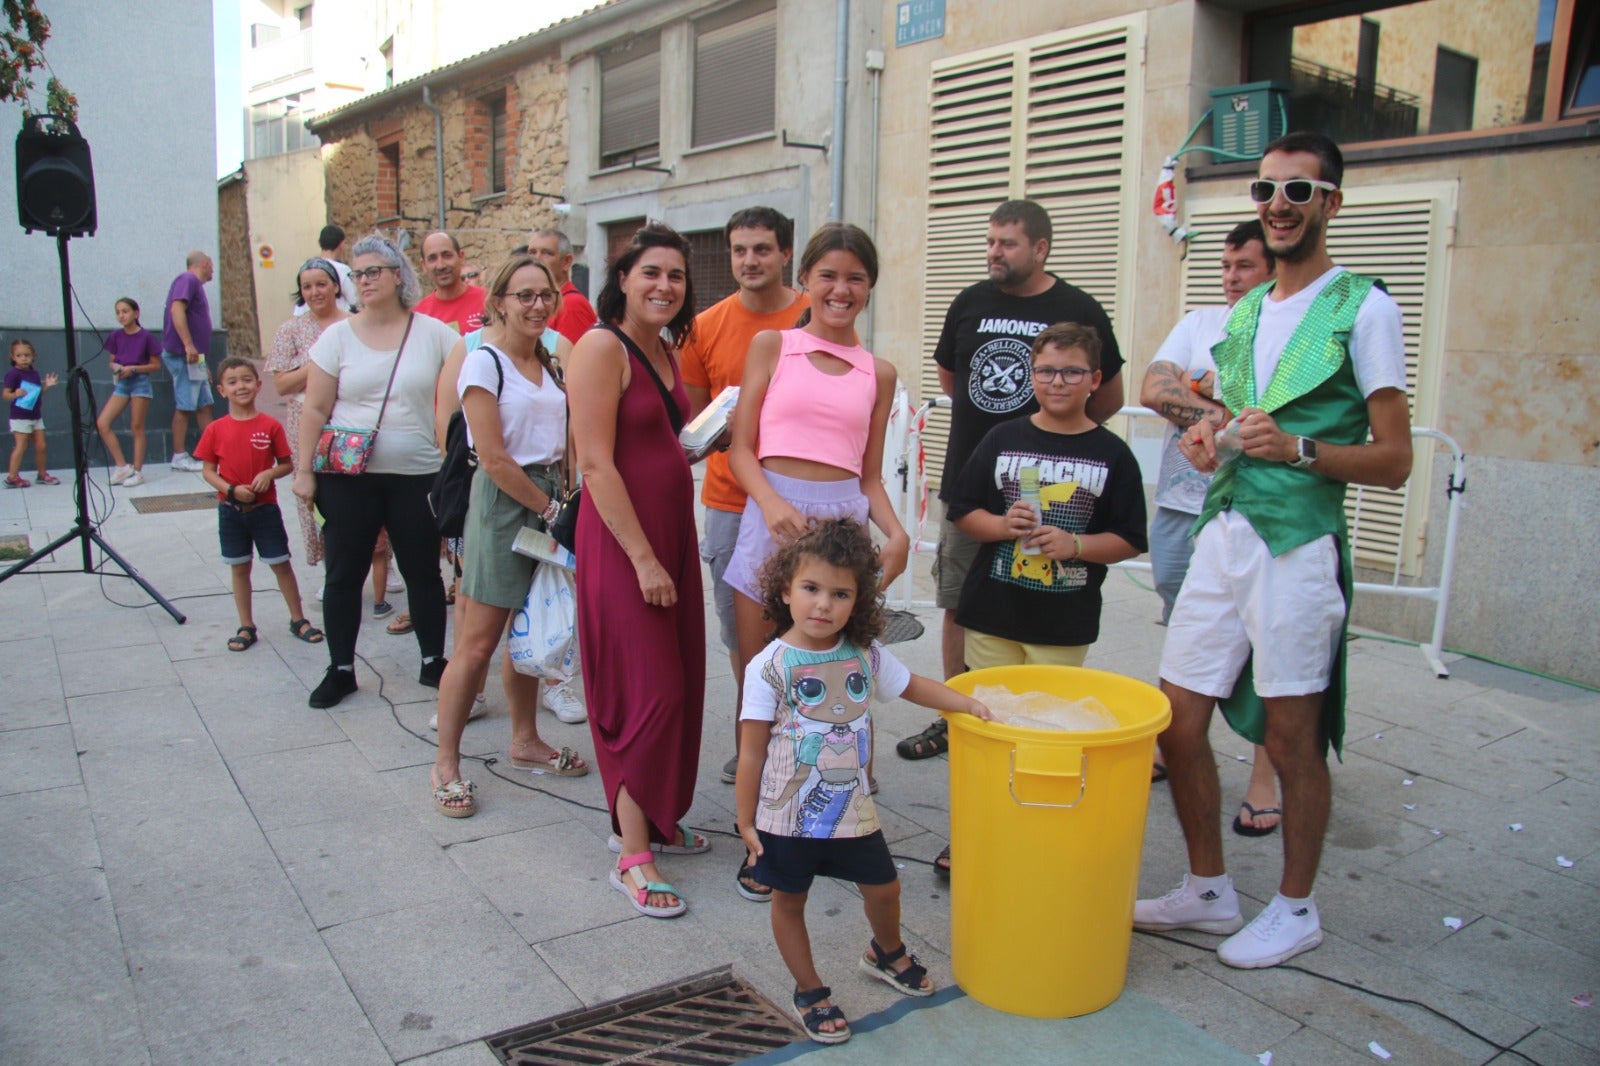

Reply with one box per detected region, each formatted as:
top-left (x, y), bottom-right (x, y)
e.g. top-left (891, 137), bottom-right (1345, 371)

top-left (194, 357), bottom-right (323, 652)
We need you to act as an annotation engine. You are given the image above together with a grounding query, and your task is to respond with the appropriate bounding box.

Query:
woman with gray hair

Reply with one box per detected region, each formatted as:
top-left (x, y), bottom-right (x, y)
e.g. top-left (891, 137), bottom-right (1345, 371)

top-left (293, 235), bottom-right (459, 709)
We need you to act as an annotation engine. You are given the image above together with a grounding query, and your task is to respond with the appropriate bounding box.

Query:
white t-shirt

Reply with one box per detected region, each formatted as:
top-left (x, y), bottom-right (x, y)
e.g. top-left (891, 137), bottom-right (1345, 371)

top-left (1251, 267), bottom-right (1408, 401)
top-left (457, 344), bottom-right (567, 466)
top-left (308, 314), bottom-right (458, 475)
top-left (1150, 305), bottom-right (1229, 514)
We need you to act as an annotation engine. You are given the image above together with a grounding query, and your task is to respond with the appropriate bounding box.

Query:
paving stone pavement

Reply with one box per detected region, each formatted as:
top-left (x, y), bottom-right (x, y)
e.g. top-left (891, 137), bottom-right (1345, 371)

top-left (2, 465), bottom-right (1596, 1065)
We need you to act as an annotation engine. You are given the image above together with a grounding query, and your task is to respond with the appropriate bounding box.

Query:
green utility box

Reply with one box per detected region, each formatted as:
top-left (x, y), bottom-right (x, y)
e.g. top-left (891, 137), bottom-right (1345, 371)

top-left (1209, 81), bottom-right (1290, 161)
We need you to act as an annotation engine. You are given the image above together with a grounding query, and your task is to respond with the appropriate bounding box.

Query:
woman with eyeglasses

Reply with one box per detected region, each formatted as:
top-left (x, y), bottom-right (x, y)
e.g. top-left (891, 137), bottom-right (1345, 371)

top-left (567, 222), bottom-right (709, 919)
top-left (293, 235), bottom-right (460, 709)
top-left (427, 255), bottom-right (590, 818)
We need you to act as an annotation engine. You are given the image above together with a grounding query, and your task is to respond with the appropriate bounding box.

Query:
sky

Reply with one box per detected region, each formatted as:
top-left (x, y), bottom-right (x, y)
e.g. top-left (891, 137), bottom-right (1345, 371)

top-left (212, 0), bottom-right (600, 179)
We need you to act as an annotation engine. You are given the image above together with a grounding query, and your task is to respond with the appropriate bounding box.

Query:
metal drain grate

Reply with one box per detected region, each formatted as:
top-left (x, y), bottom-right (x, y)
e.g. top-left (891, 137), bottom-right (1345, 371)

top-left (881, 608), bottom-right (925, 645)
top-left (486, 967), bottom-right (803, 1065)
top-left (129, 492), bottom-right (218, 515)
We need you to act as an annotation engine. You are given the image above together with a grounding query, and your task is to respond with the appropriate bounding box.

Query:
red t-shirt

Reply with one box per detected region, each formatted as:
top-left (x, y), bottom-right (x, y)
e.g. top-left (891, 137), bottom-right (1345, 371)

top-left (549, 281), bottom-right (598, 345)
top-left (193, 413), bottom-right (291, 504)
top-left (679, 290), bottom-right (809, 512)
top-left (414, 285), bottom-right (487, 334)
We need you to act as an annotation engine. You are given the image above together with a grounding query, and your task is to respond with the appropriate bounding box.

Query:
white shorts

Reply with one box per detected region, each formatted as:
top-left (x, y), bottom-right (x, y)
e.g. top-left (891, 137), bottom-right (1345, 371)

top-left (1159, 510), bottom-right (1345, 700)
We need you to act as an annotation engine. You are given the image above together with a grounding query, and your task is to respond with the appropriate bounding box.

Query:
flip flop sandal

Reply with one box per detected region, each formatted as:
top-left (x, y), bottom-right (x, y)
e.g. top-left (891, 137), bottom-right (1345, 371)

top-left (792, 986), bottom-right (850, 1045)
top-left (432, 778), bottom-right (476, 818)
top-left (288, 618), bottom-right (324, 644)
top-left (736, 859), bottom-right (773, 902)
top-left (859, 938), bottom-right (934, 997)
top-left (933, 845), bottom-right (951, 879)
top-left (510, 746), bottom-right (589, 777)
top-left (1232, 801), bottom-right (1282, 838)
top-left (34, 472), bottom-right (61, 485)
top-left (609, 850), bottom-right (686, 918)
top-left (386, 611), bottom-right (414, 635)
top-left (606, 820), bottom-right (711, 855)
top-left (227, 625), bottom-right (258, 652)
top-left (895, 718), bottom-right (948, 760)
top-left (1151, 759), bottom-right (1169, 783)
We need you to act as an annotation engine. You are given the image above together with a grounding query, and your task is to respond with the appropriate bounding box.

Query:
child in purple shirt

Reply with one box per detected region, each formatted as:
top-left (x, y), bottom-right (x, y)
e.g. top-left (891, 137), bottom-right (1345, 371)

top-left (5, 339), bottom-right (61, 488)
top-left (96, 297), bottom-right (164, 486)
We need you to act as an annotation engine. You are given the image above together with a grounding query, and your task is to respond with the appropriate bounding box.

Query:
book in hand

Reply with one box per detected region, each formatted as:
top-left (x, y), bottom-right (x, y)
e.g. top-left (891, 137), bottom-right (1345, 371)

top-left (512, 525), bottom-right (576, 571)
top-left (680, 385), bottom-right (738, 463)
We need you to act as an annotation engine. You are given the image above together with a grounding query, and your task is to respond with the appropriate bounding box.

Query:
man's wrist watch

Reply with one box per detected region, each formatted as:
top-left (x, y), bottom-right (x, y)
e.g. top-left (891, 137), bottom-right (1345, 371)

top-left (1288, 436), bottom-right (1318, 469)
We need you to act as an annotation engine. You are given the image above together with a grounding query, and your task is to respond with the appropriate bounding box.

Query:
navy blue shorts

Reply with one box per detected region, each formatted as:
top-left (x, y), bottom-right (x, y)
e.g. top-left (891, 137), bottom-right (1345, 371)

top-left (752, 829), bottom-right (897, 894)
top-left (218, 502), bottom-right (291, 565)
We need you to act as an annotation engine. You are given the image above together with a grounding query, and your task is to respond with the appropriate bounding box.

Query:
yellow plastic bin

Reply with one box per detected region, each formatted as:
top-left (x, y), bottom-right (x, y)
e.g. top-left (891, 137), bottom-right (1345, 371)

top-left (941, 665), bottom-right (1170, 1018)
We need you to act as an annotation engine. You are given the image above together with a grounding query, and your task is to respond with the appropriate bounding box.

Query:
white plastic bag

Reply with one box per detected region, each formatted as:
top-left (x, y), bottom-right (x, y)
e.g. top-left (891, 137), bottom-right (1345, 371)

top-left (507, 564), bottom-right (578, 680)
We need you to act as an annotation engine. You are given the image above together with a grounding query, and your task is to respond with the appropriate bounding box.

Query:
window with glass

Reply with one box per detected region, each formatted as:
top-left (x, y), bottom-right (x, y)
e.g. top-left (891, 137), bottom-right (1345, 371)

top-left (1248, 0), bottom-right (1600, 144)
top-left (692, 0), bottom-right (778, 147)
top-left (248, 92), bottom-right (319, 159)
top-left (488, 92), bottom-right (509, 194)
top-left (600, 38), bottom-right (661, 168)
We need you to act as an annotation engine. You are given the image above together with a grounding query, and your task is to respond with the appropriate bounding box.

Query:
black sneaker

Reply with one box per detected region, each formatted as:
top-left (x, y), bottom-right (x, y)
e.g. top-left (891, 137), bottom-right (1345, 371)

top-left (419, 657), bottom-right (449, 688)
top-left (309, 666), bottom-right (358, 709)
top-left (720, 755), bottom-right (739, 784)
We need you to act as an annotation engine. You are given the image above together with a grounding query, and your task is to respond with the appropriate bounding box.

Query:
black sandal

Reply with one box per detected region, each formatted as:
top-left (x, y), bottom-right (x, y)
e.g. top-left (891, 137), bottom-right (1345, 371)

top-left (895, 718), bottom-right (949, 760)
top-left (289, 618), bottom-right (324, 644)
top-left (736, 859), bottom-right (772, 902)
top-left (933, 845), bottom-right (951, 879)
top-left (792, 986), bottom-right (850, 1044)
top-left (859, 938), bottom-right (934, 997)
top-left (227, 625), bottom-right (258, 652)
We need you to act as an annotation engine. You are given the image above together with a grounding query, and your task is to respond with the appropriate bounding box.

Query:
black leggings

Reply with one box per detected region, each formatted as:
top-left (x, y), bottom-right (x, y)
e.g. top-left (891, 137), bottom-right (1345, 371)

top-left (315, 472), bottom-right (447, 667)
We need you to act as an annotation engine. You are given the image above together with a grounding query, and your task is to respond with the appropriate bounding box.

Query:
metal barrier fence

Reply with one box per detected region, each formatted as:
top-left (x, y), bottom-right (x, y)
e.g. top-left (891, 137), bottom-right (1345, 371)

top-left (883, 390), bottom-right (1466, 678)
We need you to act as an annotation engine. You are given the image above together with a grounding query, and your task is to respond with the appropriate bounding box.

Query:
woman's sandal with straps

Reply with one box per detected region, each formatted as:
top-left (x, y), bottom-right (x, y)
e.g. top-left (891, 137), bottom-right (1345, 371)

top-left (792, 985), bottom-right (850, 1044)
top-left (609, 851), bottom-right (686, 919)
top-left (858, 938), bottom-right (935, 997)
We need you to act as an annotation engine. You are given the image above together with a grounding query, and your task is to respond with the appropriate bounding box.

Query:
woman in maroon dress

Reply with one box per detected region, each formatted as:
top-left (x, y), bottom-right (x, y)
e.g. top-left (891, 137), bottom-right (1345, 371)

top-left (567, 223), bottom-right (706, 919)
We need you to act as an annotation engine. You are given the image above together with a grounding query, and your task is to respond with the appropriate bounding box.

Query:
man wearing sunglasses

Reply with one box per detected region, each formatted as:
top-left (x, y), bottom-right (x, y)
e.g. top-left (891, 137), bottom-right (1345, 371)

top-left (1136, 132), bottom-right (1413, 970)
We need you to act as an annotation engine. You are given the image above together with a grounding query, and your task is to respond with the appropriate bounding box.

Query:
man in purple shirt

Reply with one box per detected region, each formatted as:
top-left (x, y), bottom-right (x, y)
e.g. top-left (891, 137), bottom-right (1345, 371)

top-left (162, 251), bottom-right (215, 471)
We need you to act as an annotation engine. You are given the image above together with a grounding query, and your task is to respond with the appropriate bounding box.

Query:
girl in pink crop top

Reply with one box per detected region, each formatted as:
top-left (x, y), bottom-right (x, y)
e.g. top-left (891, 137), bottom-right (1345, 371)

top-left (755, 331), bottom-right (877, 474)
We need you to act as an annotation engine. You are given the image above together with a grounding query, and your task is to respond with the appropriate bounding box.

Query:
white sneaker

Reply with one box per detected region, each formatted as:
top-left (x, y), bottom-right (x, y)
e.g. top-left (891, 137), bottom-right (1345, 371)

top-left (122, 470), bottom-right (145, 487)
top-left (315, 585), bottom-right (325, 602)
top-left (429, 693), bottom-right (488, 731)
top-left (1133, 874), bottom-right (1246, 934)
top-left (542, 682), bottom-right (587, 724)
top-left (1218, 895), bottom-right (1323, 969)
top-left (171, 453), bottom-right (203, 472)
top-left (386, 571), bottom-right (404, 593)
top-left (110, 465), bottom-right (133, 485)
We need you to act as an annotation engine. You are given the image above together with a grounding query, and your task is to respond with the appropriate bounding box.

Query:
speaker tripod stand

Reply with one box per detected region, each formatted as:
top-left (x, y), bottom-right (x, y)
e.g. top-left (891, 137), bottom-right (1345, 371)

top-left (0, 232), bottom-right (186, 623)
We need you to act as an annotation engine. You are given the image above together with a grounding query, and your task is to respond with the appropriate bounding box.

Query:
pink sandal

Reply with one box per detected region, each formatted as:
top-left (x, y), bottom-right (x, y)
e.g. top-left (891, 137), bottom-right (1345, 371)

top-left (608, 851), bottom-right (686, 918)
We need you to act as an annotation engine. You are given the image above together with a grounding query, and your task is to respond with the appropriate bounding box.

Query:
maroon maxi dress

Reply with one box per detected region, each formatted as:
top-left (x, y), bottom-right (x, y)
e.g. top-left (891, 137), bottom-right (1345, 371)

top-left (577, 326), bottom-right (706, 844)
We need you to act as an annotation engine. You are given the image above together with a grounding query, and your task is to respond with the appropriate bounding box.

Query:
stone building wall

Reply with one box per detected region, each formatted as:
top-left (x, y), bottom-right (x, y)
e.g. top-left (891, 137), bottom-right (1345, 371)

top-left (217, 174), bottom-right (259, 362)
top-left (318, 51), bottom-right (572, 283)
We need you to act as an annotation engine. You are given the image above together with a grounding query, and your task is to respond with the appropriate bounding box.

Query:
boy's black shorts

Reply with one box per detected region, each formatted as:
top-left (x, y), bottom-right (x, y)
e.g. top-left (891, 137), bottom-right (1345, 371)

top-left (752, 829), bottom-right (897, 894)
top-left (218, 502), bottom-right (291, 565)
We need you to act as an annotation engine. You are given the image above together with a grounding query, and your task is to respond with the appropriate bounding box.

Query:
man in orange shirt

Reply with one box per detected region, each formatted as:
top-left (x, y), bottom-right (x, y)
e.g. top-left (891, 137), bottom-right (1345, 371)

top-left (681, 207), bottom-right (808, 822)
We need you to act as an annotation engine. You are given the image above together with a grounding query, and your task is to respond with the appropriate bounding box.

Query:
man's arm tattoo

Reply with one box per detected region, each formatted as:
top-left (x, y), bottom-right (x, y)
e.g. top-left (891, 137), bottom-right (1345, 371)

top-left (1145, 362), bottom-right (1227, 429)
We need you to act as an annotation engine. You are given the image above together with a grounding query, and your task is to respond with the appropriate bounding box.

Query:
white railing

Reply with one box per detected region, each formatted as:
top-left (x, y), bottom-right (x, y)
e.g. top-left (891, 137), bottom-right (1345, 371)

top-left (248, 30), bottom-right (315, 91)
top-left (882, 392), bottom-right (1466, 679)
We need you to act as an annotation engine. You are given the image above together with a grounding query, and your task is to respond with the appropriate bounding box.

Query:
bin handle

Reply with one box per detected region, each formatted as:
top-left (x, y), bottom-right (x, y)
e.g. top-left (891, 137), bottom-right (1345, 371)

top-left (1007, 749), bottom-right (1088, 809)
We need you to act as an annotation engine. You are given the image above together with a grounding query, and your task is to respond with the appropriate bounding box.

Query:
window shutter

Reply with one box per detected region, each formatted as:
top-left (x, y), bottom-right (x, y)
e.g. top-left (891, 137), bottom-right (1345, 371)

top-left (920, 17), bottom-right (1144, 489)
top-left (693, 3), bottom-right (777, 147)
top-left (1179, 180), bottom-right (1456, 574)
top-left (601, 42), bottom-right (661, 166)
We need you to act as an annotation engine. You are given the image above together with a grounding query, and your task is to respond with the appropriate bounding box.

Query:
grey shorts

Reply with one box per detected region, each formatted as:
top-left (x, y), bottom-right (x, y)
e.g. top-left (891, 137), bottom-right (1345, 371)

top-left (459, 462), bottom-right (560, 609)
top-left (699, 506), bottom-right (742, 652)
top-left (933, 507), bottom-right (980, 610)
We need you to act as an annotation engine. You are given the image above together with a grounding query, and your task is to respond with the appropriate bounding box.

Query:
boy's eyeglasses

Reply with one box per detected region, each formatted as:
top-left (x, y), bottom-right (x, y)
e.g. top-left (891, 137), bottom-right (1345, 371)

top-left (1248, 178), bottom-right (1337, 205)
top-left (509, 289), bottom-right (558, 306)
top-left (1031, 366), bottom-right (1091, 384)
top-left (348, 266), bottom-right (395, 282)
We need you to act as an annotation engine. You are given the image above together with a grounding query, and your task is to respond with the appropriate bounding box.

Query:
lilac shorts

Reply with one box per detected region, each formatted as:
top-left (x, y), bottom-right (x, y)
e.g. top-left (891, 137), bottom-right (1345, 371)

top-left (723, 469), bottom-right (868, 601)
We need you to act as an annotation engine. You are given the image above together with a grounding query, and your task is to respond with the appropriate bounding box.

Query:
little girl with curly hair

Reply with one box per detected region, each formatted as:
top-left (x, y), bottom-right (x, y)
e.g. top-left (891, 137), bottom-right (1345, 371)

top-left (734, 517), bottom-right (990, 1044)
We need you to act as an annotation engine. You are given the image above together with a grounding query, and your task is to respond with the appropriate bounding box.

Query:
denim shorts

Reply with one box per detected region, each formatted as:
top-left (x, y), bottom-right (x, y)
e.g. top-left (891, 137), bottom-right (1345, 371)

top-left (218, 502), bottom-right (292, 565)
top-left (162, 351), bottom-right (214, 411)
top-left (112, 372), bottom-right (154, 399)
top-left (751, 829), bottom-right (897, 894)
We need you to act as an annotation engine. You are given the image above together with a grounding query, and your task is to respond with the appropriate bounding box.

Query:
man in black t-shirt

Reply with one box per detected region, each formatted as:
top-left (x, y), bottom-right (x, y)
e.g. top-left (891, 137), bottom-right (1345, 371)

top-left (898, 201), bottom-right (1126, 792)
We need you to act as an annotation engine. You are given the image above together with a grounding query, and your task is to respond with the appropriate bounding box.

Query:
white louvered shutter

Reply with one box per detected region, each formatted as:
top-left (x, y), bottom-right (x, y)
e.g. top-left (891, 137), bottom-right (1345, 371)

top-left (601, 41), bottom-right (661, 167)
top-left (1179, 181), bottom-right (1456, 574)
top-left (920, 16), bottom-right (1145, 489)
top-left (693, 1), bottom-right (777, 147)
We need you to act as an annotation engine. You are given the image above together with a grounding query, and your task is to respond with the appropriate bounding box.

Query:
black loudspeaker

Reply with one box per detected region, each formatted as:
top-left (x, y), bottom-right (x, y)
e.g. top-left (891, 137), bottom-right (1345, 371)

top-left (16, 114), bottom-right (97, 238)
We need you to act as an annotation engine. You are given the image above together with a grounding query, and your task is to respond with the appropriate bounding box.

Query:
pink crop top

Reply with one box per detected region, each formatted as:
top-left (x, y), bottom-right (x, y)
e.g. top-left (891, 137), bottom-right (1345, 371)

top-left (757, 329), bottom-right (878, 476)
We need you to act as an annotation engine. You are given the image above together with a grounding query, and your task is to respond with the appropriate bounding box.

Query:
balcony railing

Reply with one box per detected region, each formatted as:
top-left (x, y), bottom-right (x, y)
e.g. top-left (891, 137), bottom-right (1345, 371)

top-left (248, 30), bottom-right (314, 91)
top-left (1288, 56), bottom-right (1421, 143)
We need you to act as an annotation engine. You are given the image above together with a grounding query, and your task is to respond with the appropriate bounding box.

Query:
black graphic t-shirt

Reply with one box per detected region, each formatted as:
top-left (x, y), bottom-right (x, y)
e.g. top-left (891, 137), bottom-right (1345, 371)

top-left (947, 418), bottom-right (1147, 647)
top-left (934, 277), bottom-right (1123, 495)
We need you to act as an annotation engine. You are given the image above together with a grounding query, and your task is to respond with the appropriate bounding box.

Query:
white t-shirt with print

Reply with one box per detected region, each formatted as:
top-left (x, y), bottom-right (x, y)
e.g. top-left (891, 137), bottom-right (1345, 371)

top-left (1151, 305), bottom-right (1229, 515)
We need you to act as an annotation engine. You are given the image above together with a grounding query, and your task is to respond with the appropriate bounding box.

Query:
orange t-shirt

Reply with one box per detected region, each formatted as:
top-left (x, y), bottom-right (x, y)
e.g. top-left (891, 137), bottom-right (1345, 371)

top-left (681, 289), bottom-right (809, 512)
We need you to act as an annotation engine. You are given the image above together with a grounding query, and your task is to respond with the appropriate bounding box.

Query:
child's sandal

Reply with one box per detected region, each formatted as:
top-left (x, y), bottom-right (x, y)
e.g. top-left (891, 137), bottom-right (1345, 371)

top-left (289, 619), bottom-right (324, 644)
top-left (227, 625), bottom-right (258, 652)
top-left (859, 938), bottom-right (935, 997)
top-left (792, 986), bottom-right (850, 1044)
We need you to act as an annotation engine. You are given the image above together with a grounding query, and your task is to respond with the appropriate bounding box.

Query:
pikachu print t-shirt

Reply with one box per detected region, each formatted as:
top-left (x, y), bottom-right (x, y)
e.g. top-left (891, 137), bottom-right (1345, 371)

top-left (740, 638), bottom-right (910, 840)
top-left (947, 417), bottom-right (1147, 647)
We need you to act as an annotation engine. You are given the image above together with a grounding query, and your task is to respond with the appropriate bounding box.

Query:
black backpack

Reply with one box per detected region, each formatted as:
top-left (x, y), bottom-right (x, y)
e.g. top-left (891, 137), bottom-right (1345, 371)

top-left (428, 346), bottom-right (504, 538)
